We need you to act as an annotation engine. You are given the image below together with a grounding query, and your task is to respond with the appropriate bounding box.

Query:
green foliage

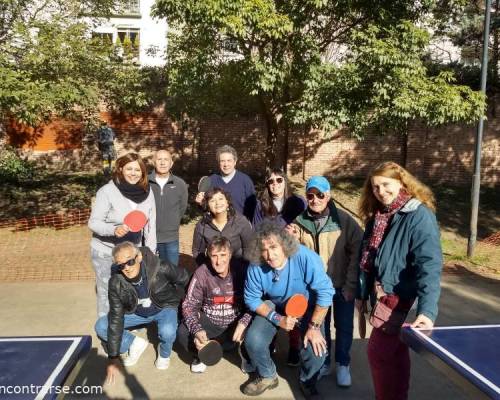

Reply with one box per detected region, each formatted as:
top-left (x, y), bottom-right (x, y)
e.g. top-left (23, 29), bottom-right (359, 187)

top-left (429, 0), bottom-right (500, 93)
top-left (153, 0), bottom-right (486, 164)
top-left (0, 146), bottom-right (35, 183)
top-left (297, 22), bottom-right (485, 136)
top-left (0, 0), bottom-right (163, 131)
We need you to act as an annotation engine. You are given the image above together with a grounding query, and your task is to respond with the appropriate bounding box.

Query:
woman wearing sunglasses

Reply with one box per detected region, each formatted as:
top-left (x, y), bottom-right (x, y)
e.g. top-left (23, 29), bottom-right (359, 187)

top-left (192, 188), bottom-right (253, 266)
top-left (252, 168), bottom-right (306, 228)
top-left (88, 153), bottom-right (156, 318)
top-left (356, 162), bottom-right (442, 400)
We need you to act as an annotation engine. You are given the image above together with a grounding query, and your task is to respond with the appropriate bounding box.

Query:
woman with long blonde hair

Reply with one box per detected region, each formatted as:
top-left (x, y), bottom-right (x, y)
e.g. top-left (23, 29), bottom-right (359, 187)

top-left (356, 161), bottom-right (442, 400)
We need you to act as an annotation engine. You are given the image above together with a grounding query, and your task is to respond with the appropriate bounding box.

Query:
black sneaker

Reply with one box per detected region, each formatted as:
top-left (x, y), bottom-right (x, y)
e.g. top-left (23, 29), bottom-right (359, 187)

top-left (242, 375), bottom-right (279, 396)
top-left (299, 380), bottom-right (322, 400)
top-left (287, 347), bottom-right (300, 367)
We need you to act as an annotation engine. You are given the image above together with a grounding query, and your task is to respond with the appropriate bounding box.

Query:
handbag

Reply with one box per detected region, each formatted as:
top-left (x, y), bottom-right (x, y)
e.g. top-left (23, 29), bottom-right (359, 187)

top-left (369, 299), bottom-right (408, 335)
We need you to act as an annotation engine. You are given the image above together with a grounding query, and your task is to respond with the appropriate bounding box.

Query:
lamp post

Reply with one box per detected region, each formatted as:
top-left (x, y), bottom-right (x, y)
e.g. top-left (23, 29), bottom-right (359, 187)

top-left (467, 0), bottom-right (492, 257)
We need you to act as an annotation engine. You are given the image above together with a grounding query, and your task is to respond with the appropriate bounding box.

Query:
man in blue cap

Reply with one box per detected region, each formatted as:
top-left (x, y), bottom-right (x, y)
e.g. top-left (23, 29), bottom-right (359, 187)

top-left (287, 176), bottom-right (363, 388)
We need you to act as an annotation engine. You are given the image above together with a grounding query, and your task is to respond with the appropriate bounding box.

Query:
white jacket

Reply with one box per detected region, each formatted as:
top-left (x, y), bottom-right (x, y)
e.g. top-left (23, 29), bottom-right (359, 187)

top-left (88, 180), bottom-right (156, 254)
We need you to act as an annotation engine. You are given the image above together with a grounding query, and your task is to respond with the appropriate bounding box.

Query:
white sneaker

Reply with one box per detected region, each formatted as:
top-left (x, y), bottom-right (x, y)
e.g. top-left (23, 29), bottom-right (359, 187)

top-left (191, 358), bottom-right (207, 373)
top-left (317, 362), bottom-right (332, 380)
top-left (238, 345), bottom-right (256, 374)
top-left (122, 336), bottom-right (148, 367)
top-left (155, 355), bottom-right (170, 370)
top-left (336, 363), bottom-right (352, 387)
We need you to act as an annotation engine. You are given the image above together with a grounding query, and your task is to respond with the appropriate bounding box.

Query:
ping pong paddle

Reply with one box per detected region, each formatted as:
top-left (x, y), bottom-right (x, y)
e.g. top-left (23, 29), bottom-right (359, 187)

top-left (285, 294), bottom-right (308, 318)
top-left (123, 210), bottom-right (148, 232)
top-left (198, 339), bottom-right (223, 366)
top-left (198, 176), bottom-right (211, 192)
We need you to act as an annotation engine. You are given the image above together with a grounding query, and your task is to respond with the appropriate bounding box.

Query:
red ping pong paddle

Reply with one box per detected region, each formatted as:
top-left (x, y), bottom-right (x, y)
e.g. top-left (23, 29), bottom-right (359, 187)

top-left (285, 294), bottom-right (308, 318)
top-left (198, 339), bottom-right (223, 366)
top-left (123, 210), bottom-right (148, 232)
top-left (198, 176), bottom-right (212, 192)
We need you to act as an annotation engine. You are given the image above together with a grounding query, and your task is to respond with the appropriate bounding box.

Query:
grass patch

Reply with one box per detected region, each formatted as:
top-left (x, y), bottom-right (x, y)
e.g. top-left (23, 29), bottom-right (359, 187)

top-left (441, 233), bottom-right (500, 275)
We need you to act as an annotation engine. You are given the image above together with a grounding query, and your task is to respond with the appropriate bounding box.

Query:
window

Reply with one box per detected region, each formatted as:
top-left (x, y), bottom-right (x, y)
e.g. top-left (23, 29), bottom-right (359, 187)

top-left (116, 0), bottom-right (140, 16)
top-left (92, 32), bottom-right (113, 45)
top-left (117, 28), bottom-right (139, 45)
top-left (117, 28), bottom-right (140, 55)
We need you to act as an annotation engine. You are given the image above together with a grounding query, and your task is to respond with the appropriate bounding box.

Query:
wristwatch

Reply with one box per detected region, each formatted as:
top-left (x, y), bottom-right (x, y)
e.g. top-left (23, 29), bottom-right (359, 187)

top-left (308, 321), bottom-right (321, 330)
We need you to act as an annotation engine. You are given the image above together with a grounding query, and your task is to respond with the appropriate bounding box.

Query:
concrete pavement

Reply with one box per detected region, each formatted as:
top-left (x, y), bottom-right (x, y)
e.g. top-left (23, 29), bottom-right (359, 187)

top-left (1, 270), bottom-right (499, 399)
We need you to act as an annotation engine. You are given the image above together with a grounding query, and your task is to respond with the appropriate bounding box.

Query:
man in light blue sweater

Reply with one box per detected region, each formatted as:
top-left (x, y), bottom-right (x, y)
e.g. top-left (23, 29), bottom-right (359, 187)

top-left (242, 222), bottom-right (334, 399)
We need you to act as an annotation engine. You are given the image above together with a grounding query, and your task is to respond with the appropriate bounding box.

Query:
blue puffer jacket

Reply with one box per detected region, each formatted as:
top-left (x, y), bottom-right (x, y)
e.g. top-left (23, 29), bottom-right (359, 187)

top-left (358, 198), bottom-right (442, 321)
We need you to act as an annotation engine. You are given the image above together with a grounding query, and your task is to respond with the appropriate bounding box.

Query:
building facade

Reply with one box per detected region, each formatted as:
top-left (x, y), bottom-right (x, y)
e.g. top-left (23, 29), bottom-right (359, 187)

top-left (92, 0), bottom-right (167, 67)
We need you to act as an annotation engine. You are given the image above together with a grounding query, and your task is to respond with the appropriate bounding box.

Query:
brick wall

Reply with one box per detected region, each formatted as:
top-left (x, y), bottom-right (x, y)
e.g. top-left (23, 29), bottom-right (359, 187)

top-left (6, 110), bottom-right (500, 187)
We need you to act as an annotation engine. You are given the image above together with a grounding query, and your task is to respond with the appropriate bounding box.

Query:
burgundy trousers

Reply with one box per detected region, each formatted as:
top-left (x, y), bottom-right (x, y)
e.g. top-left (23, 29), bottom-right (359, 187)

top-left (367, 327), bottom-right (411, 400)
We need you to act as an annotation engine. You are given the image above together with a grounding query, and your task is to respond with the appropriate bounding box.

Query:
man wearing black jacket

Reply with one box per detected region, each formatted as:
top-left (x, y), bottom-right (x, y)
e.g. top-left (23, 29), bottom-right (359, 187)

top-left (149, 149), bottom-right (188, 266)
top-left (94, 241), bottom-right (189, 384)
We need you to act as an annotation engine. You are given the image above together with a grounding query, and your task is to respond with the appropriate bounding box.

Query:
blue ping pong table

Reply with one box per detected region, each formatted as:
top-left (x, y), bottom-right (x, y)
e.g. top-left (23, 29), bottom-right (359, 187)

top-left (401, 325), bottom-right (500, 400)
top-left (0, 336), bottom-right (92, 400)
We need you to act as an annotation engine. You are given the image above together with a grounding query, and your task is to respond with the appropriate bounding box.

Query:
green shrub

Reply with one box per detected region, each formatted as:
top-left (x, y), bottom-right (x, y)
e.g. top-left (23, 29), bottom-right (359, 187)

top-left (0, 147), bottom-right (35, 183)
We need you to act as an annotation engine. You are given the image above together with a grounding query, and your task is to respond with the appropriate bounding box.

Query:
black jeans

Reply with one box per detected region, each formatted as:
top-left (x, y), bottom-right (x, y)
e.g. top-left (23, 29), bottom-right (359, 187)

top-left (177, 313), bottom-right (240, 356)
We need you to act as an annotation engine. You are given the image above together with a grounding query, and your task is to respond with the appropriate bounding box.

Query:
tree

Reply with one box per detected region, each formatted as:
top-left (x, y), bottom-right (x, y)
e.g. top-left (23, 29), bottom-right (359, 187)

top-left (431, 1), bottom-right (500, 95)
top-left (153, 0), bottom-right (485, 168)
top-left (0, 0), bottom-right (165, 144)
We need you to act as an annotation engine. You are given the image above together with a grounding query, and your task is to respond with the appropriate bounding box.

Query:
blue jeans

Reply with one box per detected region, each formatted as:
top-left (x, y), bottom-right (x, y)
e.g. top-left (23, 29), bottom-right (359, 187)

top-left (157, 240), bottom-right (179, 266)
top-left (324, 290), bottom-right (355, 366)
top-left (244, 305), bottom-right (326, 385)
top-left (95, 307), bottom-right (178, 358)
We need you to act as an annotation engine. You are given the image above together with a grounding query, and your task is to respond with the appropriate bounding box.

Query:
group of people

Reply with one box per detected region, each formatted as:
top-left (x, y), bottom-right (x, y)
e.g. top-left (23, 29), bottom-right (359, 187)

top-left (88, 144), bottom-right (443, 400)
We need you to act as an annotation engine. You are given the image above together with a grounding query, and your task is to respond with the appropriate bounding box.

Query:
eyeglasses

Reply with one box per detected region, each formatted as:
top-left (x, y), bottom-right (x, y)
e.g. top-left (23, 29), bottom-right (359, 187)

top-left (115, 255), bottom-right (138, 271)
top-left (267, 177), bottom-right (284, 185)
top-left (306, 192), bottom-right (326, 200)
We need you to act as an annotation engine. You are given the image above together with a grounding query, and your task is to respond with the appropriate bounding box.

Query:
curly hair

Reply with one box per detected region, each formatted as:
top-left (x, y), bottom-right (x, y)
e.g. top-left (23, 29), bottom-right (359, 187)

top-left (246, 221), bottom-right (299, 265)
top-left (359, 161), bottom-right (436, 224)
top-left (203, 187), bottom-right (236, 218)
top-left (259, 168), bottom-right (294, 218)
top-left (112, 153), bottom-right (148, 191)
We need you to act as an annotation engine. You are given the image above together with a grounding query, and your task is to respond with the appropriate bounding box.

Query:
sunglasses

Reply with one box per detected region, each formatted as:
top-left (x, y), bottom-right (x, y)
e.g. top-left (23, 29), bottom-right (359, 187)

top-left (306, 192), bottom-right (326, 200)
top-left (115, 255), bottom-right (138, 271)
top-left (267, 177), bottom-right (284, 185)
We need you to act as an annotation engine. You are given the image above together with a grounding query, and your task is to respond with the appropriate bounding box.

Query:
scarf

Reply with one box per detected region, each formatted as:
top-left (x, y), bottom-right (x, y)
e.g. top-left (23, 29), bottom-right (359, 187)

top-left (114, 179), bottom-right (150, 203)
top-left (359, 190), bottom-right (411, 273)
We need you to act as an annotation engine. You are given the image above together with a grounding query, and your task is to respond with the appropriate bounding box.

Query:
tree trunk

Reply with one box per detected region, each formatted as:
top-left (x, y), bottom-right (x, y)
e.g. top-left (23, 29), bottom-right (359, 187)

top-left (0, 121), bottom-right (6, 148)
top-left (282, 118), bottom-right (290, 174)
top-left (493, 0), bottom-right (499, 117)
top-left (258, 96), bottom-right (281, 170)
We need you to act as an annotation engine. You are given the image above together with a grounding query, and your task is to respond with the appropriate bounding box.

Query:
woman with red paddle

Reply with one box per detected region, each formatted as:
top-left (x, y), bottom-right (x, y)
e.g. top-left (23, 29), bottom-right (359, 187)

top-left (88, 153), bottom-right (156, 318)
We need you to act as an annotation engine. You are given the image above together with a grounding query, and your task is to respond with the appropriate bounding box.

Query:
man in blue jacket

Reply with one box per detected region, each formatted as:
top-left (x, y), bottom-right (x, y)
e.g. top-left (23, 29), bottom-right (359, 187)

top-left (242, 222), bottom-right (334, 399)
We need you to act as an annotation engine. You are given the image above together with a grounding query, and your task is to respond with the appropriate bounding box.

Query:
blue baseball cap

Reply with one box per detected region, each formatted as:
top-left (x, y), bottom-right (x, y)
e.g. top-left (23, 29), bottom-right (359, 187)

top-left (306, 176), bottom-right (330, 193)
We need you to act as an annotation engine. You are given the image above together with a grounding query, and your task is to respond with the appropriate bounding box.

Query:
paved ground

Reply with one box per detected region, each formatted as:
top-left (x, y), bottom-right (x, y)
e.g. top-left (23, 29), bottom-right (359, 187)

top-left (2, 216), bottom-right (499, 398)
top-left (2, 270), bottom-right (499, 399)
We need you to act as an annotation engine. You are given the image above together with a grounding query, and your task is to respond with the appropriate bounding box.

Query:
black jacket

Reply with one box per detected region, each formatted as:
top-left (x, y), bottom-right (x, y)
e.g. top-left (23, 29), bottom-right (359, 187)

top-left (107, 247), bottom-right (189, 358)
top-left (148, 172), bottom-right (188, 243)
